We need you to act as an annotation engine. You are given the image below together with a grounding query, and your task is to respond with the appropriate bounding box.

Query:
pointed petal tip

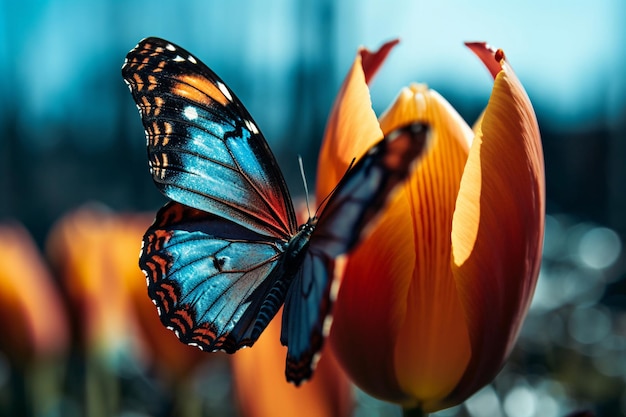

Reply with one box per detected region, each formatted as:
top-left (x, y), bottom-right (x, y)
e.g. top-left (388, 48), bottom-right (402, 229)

top-left (360, 38), bottom-right (400, 84)
top-left (465, 42), bottom-right (505, 79)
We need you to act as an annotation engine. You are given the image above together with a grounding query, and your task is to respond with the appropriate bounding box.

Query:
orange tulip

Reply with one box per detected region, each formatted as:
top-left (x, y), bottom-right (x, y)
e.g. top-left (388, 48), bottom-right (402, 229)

top-left (47, 205), bottom-right (143, 356)
top-left (47, 205), bottom-right (215, 415)
top-left (318, 41), bottom-right (544, 412)
top-left (0, 222), bottom-right (69, 361)
top-left (0, 223), bottom-right (70, 416)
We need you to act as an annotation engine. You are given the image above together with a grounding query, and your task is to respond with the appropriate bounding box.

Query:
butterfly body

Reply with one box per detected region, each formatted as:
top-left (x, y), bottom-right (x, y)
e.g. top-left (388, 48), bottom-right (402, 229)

top-left (123, 37), bottom-right (429, 384)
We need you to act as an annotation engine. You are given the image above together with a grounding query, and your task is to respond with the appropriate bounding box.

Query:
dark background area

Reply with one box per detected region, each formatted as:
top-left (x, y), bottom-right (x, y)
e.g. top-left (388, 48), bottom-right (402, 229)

top-left (1, 1), bottom-right (625, 416)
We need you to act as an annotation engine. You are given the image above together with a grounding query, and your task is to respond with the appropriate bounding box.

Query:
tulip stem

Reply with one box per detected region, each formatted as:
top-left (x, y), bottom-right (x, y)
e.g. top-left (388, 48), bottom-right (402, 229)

top-left (403, 406), bottom-right (427, 417)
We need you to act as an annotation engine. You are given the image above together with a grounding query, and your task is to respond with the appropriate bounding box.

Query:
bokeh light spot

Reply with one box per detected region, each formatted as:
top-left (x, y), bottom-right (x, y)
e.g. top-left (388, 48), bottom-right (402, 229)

top-left (503, 385), bottom-right (536, 417)
top-left (578, 227), bottom-right (621, 270)
top-left (465, 385), bottom-right (503, 417)
top-left (568, 306), bottom-right (611, 345)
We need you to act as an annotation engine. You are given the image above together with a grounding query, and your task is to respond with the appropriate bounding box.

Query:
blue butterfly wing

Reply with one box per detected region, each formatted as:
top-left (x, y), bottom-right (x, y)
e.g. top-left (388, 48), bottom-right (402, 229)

top-left (281, 123), bottom-right (430, 384)
top-left (123, 37), bottom-right (298, 351)
top-left (140, 201), bottom-right (291, 351)
top-left (122, 37), bottom-right (297, 238)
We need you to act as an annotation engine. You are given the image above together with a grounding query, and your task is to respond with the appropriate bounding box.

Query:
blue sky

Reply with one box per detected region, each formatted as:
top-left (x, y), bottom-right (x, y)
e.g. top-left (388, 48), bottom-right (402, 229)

top-left (0, 0), bottom-right (623, 150)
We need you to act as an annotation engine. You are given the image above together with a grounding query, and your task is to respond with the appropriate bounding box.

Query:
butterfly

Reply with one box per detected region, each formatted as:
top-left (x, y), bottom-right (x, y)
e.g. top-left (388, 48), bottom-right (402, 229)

top-left (122, 37), bottom-right (429, 384)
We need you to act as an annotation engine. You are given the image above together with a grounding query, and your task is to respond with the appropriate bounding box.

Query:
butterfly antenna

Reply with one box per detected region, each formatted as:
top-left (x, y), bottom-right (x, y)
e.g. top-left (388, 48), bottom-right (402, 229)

top-left (314, 157), bottom-right (356, 218)
top-left (298, 155), bottom-right (312, 219)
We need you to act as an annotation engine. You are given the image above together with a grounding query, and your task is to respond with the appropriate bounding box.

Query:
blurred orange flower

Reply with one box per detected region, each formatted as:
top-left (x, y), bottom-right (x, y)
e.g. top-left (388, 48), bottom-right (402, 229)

top-left (318, 41), bottom-right (545, 412)
top-left (231, 309), bottom-right (352, 417)
top-left (0, 222), bottom-right (69, 361)
top-left (47, 205), bottom-right (143, 357)
top-left (46, 204), bottom-right (207, 380)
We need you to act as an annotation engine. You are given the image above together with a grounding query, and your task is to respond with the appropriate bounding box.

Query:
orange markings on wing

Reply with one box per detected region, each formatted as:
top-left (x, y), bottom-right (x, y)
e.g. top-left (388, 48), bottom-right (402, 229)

top-left (139, 95), bottom-right (150, 111)
top-left (159, 282), bottom-right (178, 304)
top-left (161, 122), bottom-right (172, 146)
top-left (147, 75), bottom-right (158, 91)
top-left (153, 96), bottom-right (164, 116)
top-left (144, 261), bottom-right (160, 284)
top-left (146, 121), bottom-right (159, 144)
top-left (173, 75), bottom-right (230, 106)
top-left (138, 57), bottom-right (151, 71)
top-left (151, 254), bottom-right (170, 278)
top-left (152, 229), bottom-right (172, 250)
top-left (193, 325), bottom-right (219, 345)
top-left (132, 73), bottom-right (143, 89)
top-left (159, 206), bottom-right (186, 225)
top-left (172, 308), bottom-right (194, 331)
top-left (154, 290), bottom-right (170, 313)
top-left (153, 60), bottom-right (166, 73)
top-left (147, 122), bottom-right (171, 146)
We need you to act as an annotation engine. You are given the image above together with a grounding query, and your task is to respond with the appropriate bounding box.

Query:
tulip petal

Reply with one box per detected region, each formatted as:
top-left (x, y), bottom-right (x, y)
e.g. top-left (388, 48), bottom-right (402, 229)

top-left (316, 41), bottom-right (399, 200)
top-left (331, 85), bottom-right (474, 407)
top-left (384, 86), bottom-right (474, 410)
top-left (361, 39), bottom-right (400, 84)
top-left (464, 42), bottom-right (504, 79)
top-left (447, 44), bottom-right (544, 405)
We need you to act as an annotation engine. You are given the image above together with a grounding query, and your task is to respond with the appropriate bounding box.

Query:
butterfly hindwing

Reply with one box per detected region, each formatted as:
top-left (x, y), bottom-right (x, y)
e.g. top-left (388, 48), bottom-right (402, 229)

top-left (122, 37), bottom-right (297, 238)
top-left (140, 201), bottom-right (291, 351)
top-left (281, 248), bottom-right (335, 383)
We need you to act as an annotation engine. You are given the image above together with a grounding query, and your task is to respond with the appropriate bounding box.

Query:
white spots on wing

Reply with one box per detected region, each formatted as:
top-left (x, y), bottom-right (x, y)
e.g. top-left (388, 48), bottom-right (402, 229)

top-left (166, 43), bottom-right (176, 52)
top-left (329, 256), bottom-right (344, 302)
top-left (188, 55), bottom-right (197, 64)
top-left (183, 105), bottom-right (199, 121)
top-left (173, 55), bottom-right (186, 62)
top-left (310, 351), bottom-right (322, 374)
top-left (189, 342), bottom-right (204, 351)
top-left (217, 81), bottom-right (233, 102)
top-left (245, 119), bottom-right (259, 135)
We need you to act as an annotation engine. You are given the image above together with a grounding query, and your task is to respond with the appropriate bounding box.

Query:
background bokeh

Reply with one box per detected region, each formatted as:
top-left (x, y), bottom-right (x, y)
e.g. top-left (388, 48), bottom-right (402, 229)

top-left (1, 1), bottom-right (625, 416)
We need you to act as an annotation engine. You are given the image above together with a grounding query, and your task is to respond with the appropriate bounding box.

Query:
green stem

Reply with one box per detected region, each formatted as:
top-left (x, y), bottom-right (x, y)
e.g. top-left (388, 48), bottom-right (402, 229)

top-left (403, 405), bottom-right (428, 417)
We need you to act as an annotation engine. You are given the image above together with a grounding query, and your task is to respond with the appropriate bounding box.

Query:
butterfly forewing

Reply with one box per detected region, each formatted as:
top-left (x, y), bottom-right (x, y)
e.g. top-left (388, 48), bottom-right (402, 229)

top-left (312, 123), bottom-right (430, 256)
top-left (122, 37), bottom-right (297, 238)
top-left (281, 123), bottom-right (430, 383)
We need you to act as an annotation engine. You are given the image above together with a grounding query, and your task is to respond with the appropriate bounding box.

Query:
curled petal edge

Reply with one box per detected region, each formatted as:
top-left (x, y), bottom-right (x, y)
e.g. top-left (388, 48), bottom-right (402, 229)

top-left (446, 43), bottom-right (545, 406)
top-left (316, 40), bottom-right (399, 201)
